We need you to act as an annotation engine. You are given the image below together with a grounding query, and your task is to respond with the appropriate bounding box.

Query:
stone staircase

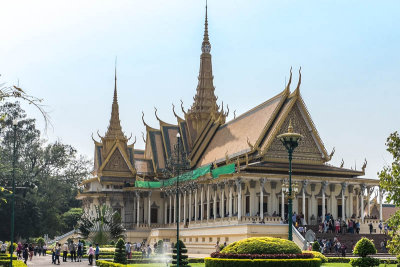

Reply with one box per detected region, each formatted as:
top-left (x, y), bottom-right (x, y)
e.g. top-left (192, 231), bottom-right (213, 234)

top-left (305, 225), bottom-right (390, 256)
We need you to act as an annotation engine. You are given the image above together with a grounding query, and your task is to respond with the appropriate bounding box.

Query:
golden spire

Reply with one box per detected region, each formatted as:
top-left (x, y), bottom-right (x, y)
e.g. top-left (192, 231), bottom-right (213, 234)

top-left (188, 1), bottom-right (222, 119)
top-left (105, 61), bottom-right (125, 139)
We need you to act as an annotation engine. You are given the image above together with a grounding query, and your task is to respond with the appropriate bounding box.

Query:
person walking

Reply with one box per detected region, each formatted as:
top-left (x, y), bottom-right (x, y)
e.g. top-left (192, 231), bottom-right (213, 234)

top-left (69, 241), bottom-right (76, 262)
top-left (51, 246), bottom-right (56, 264)
top-left (77, 240), bottom-right (83, 262)
top-left (43, 244), bottom-right (47, 256)
top-left (17, 242), bottom-right (22, 259)
top-left (55, 243), bottom-right (61, 265)
top-left (23, 244), bottom-right (29, 264)
top-left (87, 244), bottom-right (95, 266)
top-left (95, 244), bottom-right (100, 264)
top-left (62, 242), bottom-right (68, 262)
top-left (28, 244), bottom-right (34, 261)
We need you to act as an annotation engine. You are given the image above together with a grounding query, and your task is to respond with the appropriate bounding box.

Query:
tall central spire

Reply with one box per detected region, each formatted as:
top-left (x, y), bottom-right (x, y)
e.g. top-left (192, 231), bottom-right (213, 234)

top-left (105, 63), bottom-right (125, 139)
top-left (189, 2), bottom-right (219, 115)
top-left (186, 3), bottom-right (226, 144)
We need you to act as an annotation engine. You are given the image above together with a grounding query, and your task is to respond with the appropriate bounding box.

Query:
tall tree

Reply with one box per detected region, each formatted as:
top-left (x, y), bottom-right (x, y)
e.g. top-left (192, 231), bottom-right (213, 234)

top-left (379, 131), bottom-right (400, 254)
top-left (0, 102), bottom-right (90, 240)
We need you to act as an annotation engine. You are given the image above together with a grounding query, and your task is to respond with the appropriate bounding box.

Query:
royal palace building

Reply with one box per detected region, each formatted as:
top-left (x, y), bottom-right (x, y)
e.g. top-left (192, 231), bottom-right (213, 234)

top-left (77, 6), bottom-right (383, 253)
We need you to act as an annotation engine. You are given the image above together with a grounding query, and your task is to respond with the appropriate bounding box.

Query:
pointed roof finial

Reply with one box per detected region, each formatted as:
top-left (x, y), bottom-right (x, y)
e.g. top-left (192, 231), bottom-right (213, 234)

top-left (105, 58), bottom-right (125, 139)
top-left (202, 0), bottom-right (211, 53)
top-left (288, 119), bottom-right (294, 133)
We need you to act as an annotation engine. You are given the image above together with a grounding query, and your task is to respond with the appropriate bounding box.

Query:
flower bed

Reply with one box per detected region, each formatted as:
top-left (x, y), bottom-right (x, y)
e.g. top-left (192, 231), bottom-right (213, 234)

top-left (204, 257), bottom-right (322, 267)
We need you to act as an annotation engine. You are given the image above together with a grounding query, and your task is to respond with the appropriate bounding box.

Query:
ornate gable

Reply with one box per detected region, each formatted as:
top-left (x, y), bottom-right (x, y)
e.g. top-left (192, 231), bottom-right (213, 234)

top-left (103, 149), bottom-right (131, 172)
top-left (264, 101), bottom-right (327, 163)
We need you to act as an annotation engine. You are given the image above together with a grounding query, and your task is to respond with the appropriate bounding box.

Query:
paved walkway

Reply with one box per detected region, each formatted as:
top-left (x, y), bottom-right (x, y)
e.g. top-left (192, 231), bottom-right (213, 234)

top-left (25, 256), bottom-right (94, 267)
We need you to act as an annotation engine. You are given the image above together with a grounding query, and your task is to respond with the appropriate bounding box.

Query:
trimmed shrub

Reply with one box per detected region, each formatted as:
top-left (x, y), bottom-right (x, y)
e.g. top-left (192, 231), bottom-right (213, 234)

top-left (204, 257), bottom-right (322, 267)
top-left (172, 240), bottom-right (190, 267)
top-left (312, 241), bottom-right (320, 252)
top-left (302, 251), bottom-right (327, 263)
top-left (221, 237), bottom-right (301, 255)
top-left (349, 257), bottom-right (380, 267)
top-left (326, 257), bottom-right (350, 263)
top-left (211, 252), bottom-right (313, 259)
top-left (113, 238), bottom-right (126, 264)
top-left (353, 237), bottom-right (377, 257)
top-left (0, 254), bottom-right (17, 260)
top-left (0, 259), bottom-right (27, 267)
top-left (96, 260), bottom-right (127, 267)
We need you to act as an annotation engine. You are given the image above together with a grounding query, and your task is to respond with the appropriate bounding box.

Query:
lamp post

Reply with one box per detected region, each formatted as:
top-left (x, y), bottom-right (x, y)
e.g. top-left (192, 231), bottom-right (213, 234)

top-left (176, 133), bottom-right (180, 267)
top-left (10, 119), bottom-right (18, 267)
top-left (277, 120), bottom-right (302, 241)
top-left (163, 132), bottom-right (191, 267)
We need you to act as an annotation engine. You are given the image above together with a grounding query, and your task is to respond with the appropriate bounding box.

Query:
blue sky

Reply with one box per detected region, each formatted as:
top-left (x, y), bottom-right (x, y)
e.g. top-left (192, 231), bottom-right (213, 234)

top-left (0, 0), bottom-right (399, 178)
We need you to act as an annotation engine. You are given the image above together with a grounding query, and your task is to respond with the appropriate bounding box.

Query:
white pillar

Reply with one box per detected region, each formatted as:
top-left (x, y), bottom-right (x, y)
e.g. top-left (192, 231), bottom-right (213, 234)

top-left (361, 184), bottom-right (365, 223)
top-left (174, 194), bottom-right (177, 224)
top-left (207, 185), bottom-right (210, 220)
top-left (136, 192), bottom-right (140, 227)
top-left (148, 191), bottom-right (152, 226)
top-left (260, 178), bottom-right (265, 219)
top-left (229, 182), bottom-right (233, 217)
top-left (164, 197), bottom-right (168, 224)
top-left (194, 188), bottom-right (198, 221)
top-left (379, 188), bottom-right (383, 221)
top-left (341, 183), bottom-right (346, 220)
top-left (349, 186), bottom-right (354, 218)
top-left (356, 189), bottom-right (360, 218)
top-left (183, 190), bottom-right (187, 223)
top-left (322, 181), bottom-right (327, 221)
top-left (169, 193), bottom-right (172, 224)
top-left (281, 187), bottom-right (285, 220)
top-left (179, 192), bottom-right (182, 223)
top-left (236, 179), bottom-right (242, 220)
top-left (367, 187), bottom-right (371, 216)
top-left (220, 184), bottom-right (225, 218)
top-left (213, 185), bottom-right (217, 220)
top-left (189, 190), bottom-right (192, 222)
top-left (201, 186), bottom-right (204, 220)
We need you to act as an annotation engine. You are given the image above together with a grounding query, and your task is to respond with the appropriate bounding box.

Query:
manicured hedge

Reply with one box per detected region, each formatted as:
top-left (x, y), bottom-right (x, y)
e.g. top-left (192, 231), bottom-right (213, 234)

top-left (221, 237), bottom-right (301, 255)
top-left (0, 259), bottom-right (27, 267)
top-left (211, 252), bottom-right (313, 259)
top-left (302, 251), bottom-right (327, 263)
top-left (96, 260), bottom-right (127, 267)
top-left (326, 257), bottom-right (350, 263)
top-left (349, 256), bottom-right (380, 267)
top-left (204, 257), bottom-right (322, 267)
top-left (0, 254), bottom-right (16, 260)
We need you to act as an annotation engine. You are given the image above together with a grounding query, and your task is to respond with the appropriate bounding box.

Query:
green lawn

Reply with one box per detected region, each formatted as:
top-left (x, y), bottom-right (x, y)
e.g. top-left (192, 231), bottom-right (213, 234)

top-left (322, 264), bottom-right (396, 267)
top-left (128, 264), bottom-right (396, 267)
top-left (128, 264), bottom-right (204, 267)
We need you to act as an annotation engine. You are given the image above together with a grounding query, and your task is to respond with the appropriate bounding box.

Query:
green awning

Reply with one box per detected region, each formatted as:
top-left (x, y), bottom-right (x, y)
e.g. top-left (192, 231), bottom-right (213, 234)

top-left (212, 163), bottom-right (236, 178)
top-left (161, 164), bottom-right (211, 187)
top-left (135, 180), bottom-right (161, 188)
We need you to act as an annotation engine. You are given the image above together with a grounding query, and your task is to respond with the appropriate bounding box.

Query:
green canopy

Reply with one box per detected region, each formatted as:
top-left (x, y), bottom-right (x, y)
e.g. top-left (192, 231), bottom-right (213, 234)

top-left (135, 180), bottom-right (161, 188)
top-left (161, 164), bottom-right (211, 187)
top-left (212, 163), bottom-right (236, 178)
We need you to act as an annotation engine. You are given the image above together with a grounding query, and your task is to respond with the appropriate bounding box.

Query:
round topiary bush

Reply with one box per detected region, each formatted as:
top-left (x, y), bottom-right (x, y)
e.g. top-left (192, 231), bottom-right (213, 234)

top-left (350, 237), bottom-right (379, 267)
top-left (312, 241), bottom-right (320, 252)
top-left (353, 237), bottom-right (377, 257)
top-left (221, 237), bottom-right (301, 255)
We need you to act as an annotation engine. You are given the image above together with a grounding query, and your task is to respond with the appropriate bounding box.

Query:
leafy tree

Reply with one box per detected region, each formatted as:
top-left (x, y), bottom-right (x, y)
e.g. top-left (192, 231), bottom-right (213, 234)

top-left (36, 237), bottom-right (45, 246)
top-left (113, 238), bottom-right (127, 264)
top-left (79, 205), bottom-right (125, 246)
top-left (62, 208), bottom-right (83, 230)
top-left (0, 102), bottom-right (90, 240)
top-left (379, 131), bottom-right (400, 255)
